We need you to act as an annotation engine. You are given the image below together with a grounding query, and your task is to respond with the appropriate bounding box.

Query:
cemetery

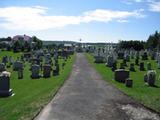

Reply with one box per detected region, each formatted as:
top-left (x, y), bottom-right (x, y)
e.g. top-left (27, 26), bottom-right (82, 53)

top-left (85, 39), bottom-right (160, 114)
top-left (0, 40), bottom-right (75, 120)
top-left (1, 0), bottom-right (160, 119)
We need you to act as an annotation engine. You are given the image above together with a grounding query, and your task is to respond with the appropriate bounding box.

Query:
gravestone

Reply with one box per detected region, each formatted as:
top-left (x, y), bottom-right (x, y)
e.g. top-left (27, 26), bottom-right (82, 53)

top-left (0, 63), bottom-right (5, 72)
top-left (129, 63), bottom-right (135, 71)
top-left (142, 52), bottom-right (148, 60)
top-left (115, 69), bottom-right (129, 83)
top-left (107, 55), bottom-right (114, 67)
top-left (147, 70), bottom-right (156, 86)
top-left (0, 72), bottom-right (13, 97)
top-left (31, 64), bottom-right (40, 79)
top-left (139, 62), bottom-right (145, 71)
top-left (111, 62), bottom-right (117, 71)
top-left (135, 58), bottom-right (139, 65)
top-left (13, 61), bottom-right (23, 71)
top-left (125, 78), bottom-right (133, 87)
top-left (43, 64), bottom-right (52, 78)
top-left (118, 52), bottom-right (124, 59)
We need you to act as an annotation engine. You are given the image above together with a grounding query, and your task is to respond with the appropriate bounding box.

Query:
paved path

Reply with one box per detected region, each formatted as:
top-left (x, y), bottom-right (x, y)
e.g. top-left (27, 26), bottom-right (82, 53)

top-left (35, 53), bottom-right (160, 120)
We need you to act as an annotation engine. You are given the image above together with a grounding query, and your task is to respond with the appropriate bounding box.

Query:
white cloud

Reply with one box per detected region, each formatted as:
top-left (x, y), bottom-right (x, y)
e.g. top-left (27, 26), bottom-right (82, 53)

top-left (122, 0), bottom-right (143, 4)
top-left (149, 1), bottom-right (160, 12)
top-left (0, 6), bottom-right (145, 31)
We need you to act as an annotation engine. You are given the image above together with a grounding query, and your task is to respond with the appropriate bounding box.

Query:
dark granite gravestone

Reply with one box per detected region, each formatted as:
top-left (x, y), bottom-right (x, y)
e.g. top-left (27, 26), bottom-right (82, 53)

top-left (43, 64), bottom-right (52, 78)
top-left (0, 63), bottom-right (5, 72)
top-left (135, 58), bottom-right (139, 65)
top-left (115, 69), bottom-right (129, 83)
top-left (139, 62), bottom-right (145, 71)
top-left (118, 52), bottom-right (124, 59)
top-left (111, 62), bottom-right (117, 71)
top-left (0, 73), bottom-right (13, 97)
top-left (125, 78), bottom-right (133, 87)
top-left (13, 61), bottom-right (23, 71)
top-left (129, 63), bottom-right (135, 71)
top-left (31, 64), bottom-right (40, 79)
top-left (142, 52), bottom-right (148, 60)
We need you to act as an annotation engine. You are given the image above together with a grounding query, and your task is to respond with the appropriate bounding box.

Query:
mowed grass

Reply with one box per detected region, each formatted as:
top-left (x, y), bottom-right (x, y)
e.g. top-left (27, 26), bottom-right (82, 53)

top-left (86, 53), bottom-right (160, 113)
top-left (0, 51), bottom-right (75, 120)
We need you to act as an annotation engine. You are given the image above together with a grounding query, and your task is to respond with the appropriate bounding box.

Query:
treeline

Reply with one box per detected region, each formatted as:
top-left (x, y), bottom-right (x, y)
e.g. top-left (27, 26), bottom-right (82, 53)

top-left (118, 31), bottom-right (160, 51)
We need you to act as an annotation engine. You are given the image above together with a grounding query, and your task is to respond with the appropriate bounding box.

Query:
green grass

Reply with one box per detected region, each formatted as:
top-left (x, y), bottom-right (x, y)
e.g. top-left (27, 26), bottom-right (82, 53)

top-left (86, 53), bottom-right (160, 113)
top-left (0, 51), bottom-right (75, 120)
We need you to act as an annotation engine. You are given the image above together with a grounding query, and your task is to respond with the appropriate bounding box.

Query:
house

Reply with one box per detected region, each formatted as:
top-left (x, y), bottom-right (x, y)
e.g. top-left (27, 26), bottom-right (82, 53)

top-left (12, 34), bottom-right (32, 42)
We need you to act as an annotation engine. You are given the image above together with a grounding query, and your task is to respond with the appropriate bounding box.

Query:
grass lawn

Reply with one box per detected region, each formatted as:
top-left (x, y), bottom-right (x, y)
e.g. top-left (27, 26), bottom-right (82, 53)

top-left (86, 53), bottom-right (160, 113)
top-left (0, 51), bottom-right (75, 120)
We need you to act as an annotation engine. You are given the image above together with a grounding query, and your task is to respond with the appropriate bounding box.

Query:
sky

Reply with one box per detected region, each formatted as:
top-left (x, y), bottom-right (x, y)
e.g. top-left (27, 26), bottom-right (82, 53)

top-left (0, 0), bottom-right (160, 43)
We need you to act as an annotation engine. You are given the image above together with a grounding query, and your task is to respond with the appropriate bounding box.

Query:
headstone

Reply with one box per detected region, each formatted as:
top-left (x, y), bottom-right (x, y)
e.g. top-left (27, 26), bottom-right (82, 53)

top-left (139, 62), bottom-right (145, 71)
top-left (13, 61), bottom-right (23, 71)
top-left (135, 58), bottom-right (139, 65)
top-left (125, 78), bottom-right (133, 87)
top-left (142, 52), bottom-right (148, 60)
top-left (43, 64), bottom-right (52, 78)
top-left (147, 70), bottom-right (156, 86)
top-left (115, 69), bottom-right (129, 83)
top-left (0, 63), bottom-right (5, 72)
top-left (0, 72), bottom-right (13, 97)
top-left (31, 64), bottom-right (40, 79)
top-left (107, 55), bottom-right (114, 67)
top-left (111, 62), bottom-right (117, 71)
top-left (129, 63), bottom-right (135, 71)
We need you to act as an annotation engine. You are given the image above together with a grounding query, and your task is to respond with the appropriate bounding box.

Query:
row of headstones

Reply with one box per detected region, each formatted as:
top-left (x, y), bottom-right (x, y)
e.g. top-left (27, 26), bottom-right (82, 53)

top-left (114, 69), bottom-right (157, 88)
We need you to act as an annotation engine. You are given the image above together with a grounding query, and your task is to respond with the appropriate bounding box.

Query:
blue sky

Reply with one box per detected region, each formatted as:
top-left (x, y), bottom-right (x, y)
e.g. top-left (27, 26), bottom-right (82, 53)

top-left (0, 0), bottom-right (160, 42)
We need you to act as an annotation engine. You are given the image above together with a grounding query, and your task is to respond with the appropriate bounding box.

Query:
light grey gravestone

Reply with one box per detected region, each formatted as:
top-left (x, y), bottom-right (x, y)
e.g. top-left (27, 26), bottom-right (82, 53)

top-left (43, 64), bottom-right (52, 78)
top-left (0, 63), bottom-right (5, 72)
top-left (147, 70), bottom-right (156, 86)
top-left (31, 64), bottom-right (40, 79)
top-left (0, 72), bottom-right (13, 97)
top-left (114, 69), bottom-right (129, 83)
top-left (107, 55), bottom-right (114, 67)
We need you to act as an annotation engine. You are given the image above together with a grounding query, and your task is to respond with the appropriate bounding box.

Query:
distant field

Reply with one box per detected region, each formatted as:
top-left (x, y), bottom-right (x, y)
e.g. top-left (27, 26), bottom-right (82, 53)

top-left (86, 53), bottom-right (160, 113)
top-left (0, 51), bottom-right (75, 120)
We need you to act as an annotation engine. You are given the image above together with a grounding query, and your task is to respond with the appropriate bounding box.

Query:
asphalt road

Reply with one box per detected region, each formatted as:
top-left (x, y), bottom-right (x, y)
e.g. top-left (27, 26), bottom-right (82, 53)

top-left (35, 53), bottom-right (160, 120)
